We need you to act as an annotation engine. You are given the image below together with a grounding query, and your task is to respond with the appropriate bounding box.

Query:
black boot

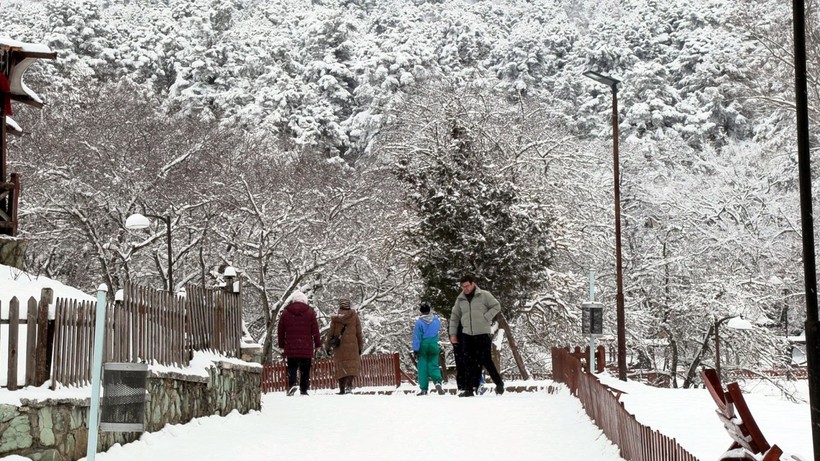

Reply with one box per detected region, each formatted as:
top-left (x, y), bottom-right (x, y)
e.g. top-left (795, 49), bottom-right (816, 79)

top-left (416, 389), bottom-right (428, 396)
top-left (458, 388), bottom-right (475, 398)
top-left (337, 378), bottom-right (346, 395)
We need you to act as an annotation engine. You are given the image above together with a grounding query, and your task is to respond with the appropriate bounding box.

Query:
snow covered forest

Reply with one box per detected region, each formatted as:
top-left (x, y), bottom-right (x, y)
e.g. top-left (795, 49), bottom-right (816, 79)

top-left (1, 0), bottom-right (815, 385)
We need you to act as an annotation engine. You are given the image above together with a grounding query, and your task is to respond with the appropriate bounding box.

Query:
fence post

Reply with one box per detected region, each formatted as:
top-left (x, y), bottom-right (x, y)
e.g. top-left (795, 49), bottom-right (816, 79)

top-left (35, 288), bottom-right (53, 386)
top-left (215, 292), bottom-right (225, 353)
top-left (86, 284), bottom-right (108, 461)
top-left (596, 345), bottom-right (605, 373)
top-left (25, 297), bottom-right (36, 386)
top-left (392, 352), bottom-right (401, 387)
top-left (7, 297), bottom-right (19, 390)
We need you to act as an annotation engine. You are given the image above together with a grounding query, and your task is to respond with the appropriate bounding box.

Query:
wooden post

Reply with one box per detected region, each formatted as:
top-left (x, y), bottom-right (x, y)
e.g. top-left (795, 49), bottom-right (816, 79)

top-left (215, 291), bottom-right (225, 353)
top-left (8, 173), bottom-right (19, 235)
top-left (7, 297), bottom-right (19, 390)
top-left (497, 313), bottom-right (529, 380)
top-left (50, 299), bottom-right (63, 389)
top-left (35, 288), bottom-right (52, 385)
top-left (392, 352), bottom-right (401, 387)
top-left (25, 297), bottom-right (36, 385)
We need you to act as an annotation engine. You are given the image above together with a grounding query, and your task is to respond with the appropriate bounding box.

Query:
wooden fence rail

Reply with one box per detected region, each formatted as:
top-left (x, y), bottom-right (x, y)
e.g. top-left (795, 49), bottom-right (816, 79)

top-left (261, 352), bottom-right (402, 393)
top-left (1, 283), bottom-right (243, 390)
top-left (552, 347), bottom-right (700, 461)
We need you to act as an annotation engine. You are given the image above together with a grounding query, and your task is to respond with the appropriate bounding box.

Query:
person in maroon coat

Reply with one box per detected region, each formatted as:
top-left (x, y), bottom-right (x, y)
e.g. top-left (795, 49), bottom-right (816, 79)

top-left (277, 290), bottom-right (322, 396)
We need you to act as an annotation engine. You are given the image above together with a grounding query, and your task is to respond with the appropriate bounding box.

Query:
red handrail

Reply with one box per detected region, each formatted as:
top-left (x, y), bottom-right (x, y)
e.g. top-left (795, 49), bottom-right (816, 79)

top-left (552, 347), bottom-right (700, 461)
top-left (261, 352), bottom-right (403, 393)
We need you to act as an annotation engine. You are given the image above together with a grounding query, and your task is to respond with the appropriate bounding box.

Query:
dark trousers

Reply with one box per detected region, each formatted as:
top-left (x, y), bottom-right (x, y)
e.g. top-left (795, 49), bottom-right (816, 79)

top-left (286, 357), bottom-right (313, 393)
top-left (453, 341), bottom-right (468, 390)
top-left (463, 333), bottom-right (503, 389)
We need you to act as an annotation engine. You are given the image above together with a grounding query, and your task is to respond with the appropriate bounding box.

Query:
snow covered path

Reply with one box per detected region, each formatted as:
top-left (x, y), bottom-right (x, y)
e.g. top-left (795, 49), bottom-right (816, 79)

top-left (88, 387), bottom-right (626, 461)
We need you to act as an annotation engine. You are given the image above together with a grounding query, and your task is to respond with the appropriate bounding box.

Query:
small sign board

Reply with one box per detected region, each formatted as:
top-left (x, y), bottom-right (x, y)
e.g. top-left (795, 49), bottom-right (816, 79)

top-left (581, 301), bottom-right (604, 336)
top-left (100, 362), bottom-right (149, 432)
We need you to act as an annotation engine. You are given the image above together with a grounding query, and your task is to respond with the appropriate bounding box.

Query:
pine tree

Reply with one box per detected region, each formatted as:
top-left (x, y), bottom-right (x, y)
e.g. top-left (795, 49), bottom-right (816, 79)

top-left (392, 92), bottom-right (557, 318)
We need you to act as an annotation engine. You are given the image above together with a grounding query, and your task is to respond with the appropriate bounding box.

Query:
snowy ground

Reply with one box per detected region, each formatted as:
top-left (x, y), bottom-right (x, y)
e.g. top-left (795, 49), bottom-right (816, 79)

top-left (598, 373), bottom-right (812, 460)
top-left (0, 375), bottom-right (809, 461)
top-left (0, 375), bottom-right (813, 461)
top-left (87, 385), bottom-right (628, 461)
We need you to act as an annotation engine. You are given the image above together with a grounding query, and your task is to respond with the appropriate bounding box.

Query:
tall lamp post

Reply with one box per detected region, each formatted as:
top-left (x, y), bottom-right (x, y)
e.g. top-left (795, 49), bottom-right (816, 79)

top-left (126, 213), bottom-right (173, 292)
top-left (584, 70), bottom-right (627, 381)
top-left (791, 1), bottom-right (820, 457)
top-left (714, 315), bottom-right (753, 381)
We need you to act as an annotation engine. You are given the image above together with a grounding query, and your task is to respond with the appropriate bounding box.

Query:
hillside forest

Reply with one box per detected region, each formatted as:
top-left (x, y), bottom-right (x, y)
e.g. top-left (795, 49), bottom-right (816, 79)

top-left (1, 0), bottom-right (817, 386)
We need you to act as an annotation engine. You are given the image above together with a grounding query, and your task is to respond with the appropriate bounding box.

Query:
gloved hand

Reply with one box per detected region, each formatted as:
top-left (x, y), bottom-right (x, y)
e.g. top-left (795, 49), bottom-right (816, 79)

top-left (413, 351), bottom-right (419, 361)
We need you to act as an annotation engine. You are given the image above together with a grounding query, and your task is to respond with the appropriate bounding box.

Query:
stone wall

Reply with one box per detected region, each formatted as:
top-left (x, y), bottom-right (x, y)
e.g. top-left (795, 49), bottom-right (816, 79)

top-left (0, 360), bottom-right (261, 461)
top-left (0, 236), bottom-right (25, 270)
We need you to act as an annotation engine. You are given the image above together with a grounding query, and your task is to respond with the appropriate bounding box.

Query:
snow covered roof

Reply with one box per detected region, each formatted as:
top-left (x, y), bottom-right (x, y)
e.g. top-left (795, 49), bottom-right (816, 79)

top-left (0, 37), bottom-right (53, 56)
top-left (0, 37), bottom-right (56, 108)
top-left (5, 116), bottom-right (21, 135)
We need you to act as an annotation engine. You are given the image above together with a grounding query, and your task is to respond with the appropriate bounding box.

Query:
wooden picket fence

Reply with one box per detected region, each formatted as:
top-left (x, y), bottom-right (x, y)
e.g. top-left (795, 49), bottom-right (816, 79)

top-left (552, 347), bottom-right (700, 461)
top-left (261, 352), bottom-right (402, 393)
top-left (1, 283), bottom-right (242, 390)
top-left (0, 288), bottom-right (54, 390)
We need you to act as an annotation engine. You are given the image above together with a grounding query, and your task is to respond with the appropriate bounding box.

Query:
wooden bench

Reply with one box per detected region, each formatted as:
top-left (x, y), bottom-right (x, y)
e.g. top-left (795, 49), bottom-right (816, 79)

top-left (701, 368), bottom-right (784, 461)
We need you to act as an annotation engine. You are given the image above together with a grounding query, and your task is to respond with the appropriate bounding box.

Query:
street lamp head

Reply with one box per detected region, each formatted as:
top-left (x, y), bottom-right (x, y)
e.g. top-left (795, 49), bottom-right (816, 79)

top-left (583, 70), bottom-right (621, 89)
top-left (125, 213), bottom-right (151, 230)
top-left (222, 265), bottom-right (240, 294)
top-left (717, 315), bottom-right (754, 330)
top-left (726, 316), bottom-right (753, 331)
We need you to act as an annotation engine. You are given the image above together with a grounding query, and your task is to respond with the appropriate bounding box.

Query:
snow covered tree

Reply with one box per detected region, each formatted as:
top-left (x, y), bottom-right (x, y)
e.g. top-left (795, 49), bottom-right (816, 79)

top-left (387, 85), bottom-right (560, 320)
top-left (10, 82), bottom-right (236, 293)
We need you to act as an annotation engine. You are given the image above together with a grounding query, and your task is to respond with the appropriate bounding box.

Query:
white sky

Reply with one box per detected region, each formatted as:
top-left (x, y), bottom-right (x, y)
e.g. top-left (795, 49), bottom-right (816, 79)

top-left (0, 264), bottom-right (813, 461)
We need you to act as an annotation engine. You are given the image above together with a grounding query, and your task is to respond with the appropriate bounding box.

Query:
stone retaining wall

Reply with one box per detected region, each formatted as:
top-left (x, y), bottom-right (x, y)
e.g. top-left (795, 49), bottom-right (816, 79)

top-left (0, 236), bottom-right (25, 270)
top-left (0, 360), bottom-right (261, 461)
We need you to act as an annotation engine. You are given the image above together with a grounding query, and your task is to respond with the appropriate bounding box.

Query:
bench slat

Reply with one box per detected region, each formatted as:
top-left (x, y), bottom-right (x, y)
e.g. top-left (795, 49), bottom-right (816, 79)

top-left (703, 368), bottom-right (729, 413)
top-left (727, 382), bottom-right (771, 454)
top-left (701, 369), bottom-right (781, 461)
top-left (762, 445), bottom-right (783, 461)
top-left (712, 399), bottom-right (763, 453)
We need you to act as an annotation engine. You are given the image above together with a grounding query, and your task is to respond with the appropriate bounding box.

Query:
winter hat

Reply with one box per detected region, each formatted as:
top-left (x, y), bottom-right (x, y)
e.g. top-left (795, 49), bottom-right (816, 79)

top-left (292, 290), bottom-right (308, 305)
top-left (419, 302), bottom-right (431, 314)
top-left (339, 298), bottom-right (351, 310)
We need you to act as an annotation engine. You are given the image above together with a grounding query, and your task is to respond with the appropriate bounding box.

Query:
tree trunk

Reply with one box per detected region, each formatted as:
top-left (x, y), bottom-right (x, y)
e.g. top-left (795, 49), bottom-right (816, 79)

top-left (497, 313), bottom-right (529, 380)
top-left (682, 324), bottom-right (715, 388)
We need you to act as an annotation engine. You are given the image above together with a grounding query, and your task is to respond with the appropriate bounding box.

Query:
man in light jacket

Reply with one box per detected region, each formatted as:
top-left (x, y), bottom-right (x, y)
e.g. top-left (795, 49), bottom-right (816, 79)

top-left (449, 274), bottom-right (504, 397)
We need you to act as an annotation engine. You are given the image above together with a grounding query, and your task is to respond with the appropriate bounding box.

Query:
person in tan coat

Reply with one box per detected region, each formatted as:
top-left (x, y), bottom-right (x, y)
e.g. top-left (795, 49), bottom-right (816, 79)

top-left (326, 297), bottom-right (364, 394)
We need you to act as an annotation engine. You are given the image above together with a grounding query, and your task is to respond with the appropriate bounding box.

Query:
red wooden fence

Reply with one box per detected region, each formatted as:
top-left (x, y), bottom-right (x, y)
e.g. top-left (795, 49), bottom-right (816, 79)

top-left (261, 352), bottom-right (402, 393)
top-left (552, 347), bottom-right (700, 461)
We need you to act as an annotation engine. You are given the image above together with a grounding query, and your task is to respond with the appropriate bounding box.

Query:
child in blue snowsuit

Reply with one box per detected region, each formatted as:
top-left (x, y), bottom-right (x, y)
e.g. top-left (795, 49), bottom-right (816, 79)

top-left (412, 302), bottom-right (445, 395)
